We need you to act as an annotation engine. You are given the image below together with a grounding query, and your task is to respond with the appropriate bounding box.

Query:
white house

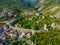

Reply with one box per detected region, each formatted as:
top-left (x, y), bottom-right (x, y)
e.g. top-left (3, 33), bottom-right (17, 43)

top-left (19, 32), bottom-right (25, 38)
top-left (36, 13), bottom-right (39, 16)
top-left (44, 24), bottom-right (48, 31)
top-left (50, 16), bottom-right (54, 18)
top-left (42, 16), bottom-right (45, 19)
top-left (0, 14), bottom-right (2, 17)
top-left (51, 23), bottom-right (56, 28)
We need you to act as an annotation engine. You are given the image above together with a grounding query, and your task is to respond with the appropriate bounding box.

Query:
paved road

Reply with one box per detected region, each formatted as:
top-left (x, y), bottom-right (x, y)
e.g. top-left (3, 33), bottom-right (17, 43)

top-left (9, 25), bottom-right (35, 34)
top-left (9, 25), bottom-right (47, 34)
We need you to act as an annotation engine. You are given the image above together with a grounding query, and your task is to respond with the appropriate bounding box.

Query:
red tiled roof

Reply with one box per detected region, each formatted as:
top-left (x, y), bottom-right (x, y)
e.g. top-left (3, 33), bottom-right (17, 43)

top-left (0, 26), bottom-right (3, 28)
top-left (27, 32), bottom-right (32, 34)
top-left (0, 26), bottom-right (3, 29)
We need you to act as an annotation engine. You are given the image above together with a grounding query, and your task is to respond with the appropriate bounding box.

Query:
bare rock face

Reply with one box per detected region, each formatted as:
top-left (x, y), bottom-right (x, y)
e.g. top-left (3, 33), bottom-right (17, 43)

top-left (40, 0), bottom-right (45, 4)
top-left (54, 13), bottom-right (60, 18)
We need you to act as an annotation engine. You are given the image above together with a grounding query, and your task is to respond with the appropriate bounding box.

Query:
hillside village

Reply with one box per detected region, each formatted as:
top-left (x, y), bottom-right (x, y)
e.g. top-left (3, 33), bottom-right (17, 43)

top-left (0, 0), bottom-right (60, 45)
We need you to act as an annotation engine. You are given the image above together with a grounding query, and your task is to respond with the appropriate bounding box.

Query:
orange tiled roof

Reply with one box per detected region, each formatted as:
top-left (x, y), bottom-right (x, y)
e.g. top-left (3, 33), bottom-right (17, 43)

top-left (27, 32), bottom-right (32, 34)
top-left (34, 44), bottom-right (37, 45)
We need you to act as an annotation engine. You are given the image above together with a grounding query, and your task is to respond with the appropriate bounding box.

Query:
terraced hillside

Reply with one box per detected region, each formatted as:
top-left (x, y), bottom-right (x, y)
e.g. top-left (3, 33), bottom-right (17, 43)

top-left (37, 0), bottom-right (60, 16)
top-left (36, 0), bottom-right (60, 29)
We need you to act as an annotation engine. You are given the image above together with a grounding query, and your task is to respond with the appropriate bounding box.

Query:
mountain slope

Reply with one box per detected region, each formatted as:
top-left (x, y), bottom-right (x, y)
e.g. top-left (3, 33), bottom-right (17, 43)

top-left (37, 0), bottom-right (60, 16)
top-left (0, 0), bottom-right (28, 12)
